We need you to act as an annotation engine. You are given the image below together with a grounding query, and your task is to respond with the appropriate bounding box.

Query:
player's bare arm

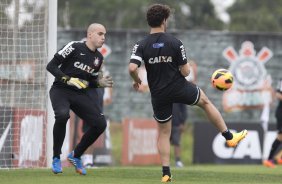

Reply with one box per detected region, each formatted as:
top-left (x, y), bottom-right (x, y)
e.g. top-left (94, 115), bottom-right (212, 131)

top-left (179, 62), bottom-right (190, 77)
top-left (128, 63), bottom-right (142, 90)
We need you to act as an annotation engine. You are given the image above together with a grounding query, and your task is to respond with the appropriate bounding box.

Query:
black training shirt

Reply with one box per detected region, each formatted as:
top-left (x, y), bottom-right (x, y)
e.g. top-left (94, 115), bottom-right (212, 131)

top-left (130, 33), bottom-right (188, 95)
top-left (47, 41), bottom-right (103, 88)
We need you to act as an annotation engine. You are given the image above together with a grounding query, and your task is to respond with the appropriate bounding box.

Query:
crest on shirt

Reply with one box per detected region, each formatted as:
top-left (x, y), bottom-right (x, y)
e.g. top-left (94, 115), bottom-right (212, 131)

top-left (93, 57), bottom-right (100, 67)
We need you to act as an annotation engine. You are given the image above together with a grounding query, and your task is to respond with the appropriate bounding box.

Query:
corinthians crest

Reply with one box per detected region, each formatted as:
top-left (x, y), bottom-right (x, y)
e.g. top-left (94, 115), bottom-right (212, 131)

top-left (93, 57), bottom-right (100, 67)
top-left (222, 41), bottom-right (273, 111)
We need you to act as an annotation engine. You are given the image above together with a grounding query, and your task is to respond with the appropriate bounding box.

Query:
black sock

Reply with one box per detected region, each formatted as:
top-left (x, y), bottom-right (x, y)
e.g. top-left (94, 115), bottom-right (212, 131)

top-left (268, 139), bottom-right (281, 160)
top-left (175, 157), bottom-right (181, 162)
top-left (162, 166), bottom-right (171, 177)
top-left (222, 129), bottom-right (233, 140)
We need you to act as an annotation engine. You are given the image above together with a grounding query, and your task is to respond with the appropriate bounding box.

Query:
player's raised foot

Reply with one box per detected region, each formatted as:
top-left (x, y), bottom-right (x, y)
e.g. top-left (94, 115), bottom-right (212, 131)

top-left (161, 175), bottom-right (172, 182)
top-left (52, 157), bottom-right (62, 174)
top-left (263, 160), bottom-right (276, 168)
top-left (67, 151), bottom-right (87, 175)
top-left (226, 129), bottom-right (248, 147)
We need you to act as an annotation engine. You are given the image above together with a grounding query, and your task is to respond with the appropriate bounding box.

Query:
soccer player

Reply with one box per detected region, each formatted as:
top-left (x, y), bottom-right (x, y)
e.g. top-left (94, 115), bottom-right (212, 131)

top-left (263, 78), bottom-right (282, 168)
top-left (128, 4), bottom-right (247, 182)
top-left (46, 23), bottom-right (113, 175)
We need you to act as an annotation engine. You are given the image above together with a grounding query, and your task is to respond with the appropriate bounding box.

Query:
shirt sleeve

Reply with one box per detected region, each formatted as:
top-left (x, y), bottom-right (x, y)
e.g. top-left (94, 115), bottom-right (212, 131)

top-left (54, 41), bottom-right (76, 62)
top-left (174, 39), bottom-right (188, 66)
top-left (129, 42), bottom-right (142, 67)
top-left (46, 41), bottom-right (77, 80)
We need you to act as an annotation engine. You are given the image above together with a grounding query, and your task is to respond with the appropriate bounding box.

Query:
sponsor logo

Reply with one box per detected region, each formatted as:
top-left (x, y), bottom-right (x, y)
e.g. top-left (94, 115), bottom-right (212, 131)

top-left (61, 45), bottom-right (75, 58)
top-left (148, 56), bottom-right (172, 64)
top-left (180, 45), bottom-right (187, 60)
top-left (74, 62), bottom-right (94, 74)
top-left (152, 43), bottom-right (164, 48)
top-left (131, 44), bottom-right (139, 55)
top-left (222, 41), bottom-right (273, 111)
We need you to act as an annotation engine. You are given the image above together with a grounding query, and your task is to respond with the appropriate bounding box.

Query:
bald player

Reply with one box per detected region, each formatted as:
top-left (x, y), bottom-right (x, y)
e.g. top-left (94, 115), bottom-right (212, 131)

top-left (46, 23), bottom-right (113, 175)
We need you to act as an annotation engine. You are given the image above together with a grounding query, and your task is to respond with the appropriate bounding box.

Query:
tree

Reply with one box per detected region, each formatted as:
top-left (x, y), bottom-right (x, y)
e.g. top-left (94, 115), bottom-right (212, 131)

top-left (228, 0), bottom-right (282, 32)
top-left (57, 0), bottom-right (224, 30)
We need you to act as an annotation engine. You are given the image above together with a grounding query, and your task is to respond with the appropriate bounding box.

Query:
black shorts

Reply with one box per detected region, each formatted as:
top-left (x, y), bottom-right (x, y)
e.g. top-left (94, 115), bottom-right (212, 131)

top-left (151, 81), bottom-right (200, 123)
top-left (276, 107), bottom-right (282, 133)
top-left (49, 86), bottom-right (105, 127)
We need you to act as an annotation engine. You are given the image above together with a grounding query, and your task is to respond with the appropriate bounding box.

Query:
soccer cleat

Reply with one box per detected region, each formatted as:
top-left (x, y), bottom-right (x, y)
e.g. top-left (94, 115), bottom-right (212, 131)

top-left (263, 160), bottom-right (276, 168)
top-left (226, 129), bottom-right (248, 147)
top-left (175, 161), bottom-right (184, 168)
top-left (52, 157), bottom-right (62, 174)
top-left (161, 175), bottom-right (172, 182)
top-left (67, 151), bottom-right (87, 175)
top-left (276, 158), bottom-right (282, 165)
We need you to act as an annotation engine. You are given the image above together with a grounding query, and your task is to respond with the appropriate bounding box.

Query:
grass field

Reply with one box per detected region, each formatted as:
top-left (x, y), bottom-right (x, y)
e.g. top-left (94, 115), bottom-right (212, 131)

top-left (1, 165), bottom-right (282, 184)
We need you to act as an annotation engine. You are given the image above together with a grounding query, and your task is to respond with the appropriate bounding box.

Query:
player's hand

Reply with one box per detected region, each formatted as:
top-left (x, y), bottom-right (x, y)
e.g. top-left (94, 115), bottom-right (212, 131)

top-left (67, 78), bottom-right (88, 89)
top-left (132, 79), bottom-right (142, 91)
top-left (61, 76), bottom-right (88, 89)
top-left (98, 76), bottom-right (114, 87)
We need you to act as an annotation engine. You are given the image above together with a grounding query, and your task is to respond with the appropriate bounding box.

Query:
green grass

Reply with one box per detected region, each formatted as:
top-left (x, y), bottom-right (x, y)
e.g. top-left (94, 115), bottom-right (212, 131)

top-left (1, 165), bottom-right (282, 184)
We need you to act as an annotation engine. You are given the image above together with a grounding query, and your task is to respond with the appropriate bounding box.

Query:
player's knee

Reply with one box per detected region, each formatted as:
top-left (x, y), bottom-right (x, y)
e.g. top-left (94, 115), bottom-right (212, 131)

top-left (197, 90), bottom-right (211, 107)
top-left (97, 118), bottom-right (107, 132)
top-left (55, 109), bottom-right (70, 122)
top-left (87, 116), bottom-right (107, 133)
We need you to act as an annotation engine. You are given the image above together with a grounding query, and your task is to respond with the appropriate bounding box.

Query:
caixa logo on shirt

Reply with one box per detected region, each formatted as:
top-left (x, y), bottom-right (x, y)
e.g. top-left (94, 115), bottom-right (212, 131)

top-left (148, 56), bottom-right (172, 64)
top-left (74, 62), bottom-right (94, 74)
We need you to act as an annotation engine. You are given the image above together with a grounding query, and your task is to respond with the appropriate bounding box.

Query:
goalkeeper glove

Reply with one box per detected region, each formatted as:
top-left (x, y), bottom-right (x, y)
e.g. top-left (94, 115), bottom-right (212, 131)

top-left (98, 76), bottom-right (114, 87)
top-left (61, 76), bottom-right (88, 89)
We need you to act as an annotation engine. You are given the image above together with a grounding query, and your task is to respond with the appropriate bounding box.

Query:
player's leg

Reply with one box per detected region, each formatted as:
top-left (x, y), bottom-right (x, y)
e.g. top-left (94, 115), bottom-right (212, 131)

top-left (263, 133), bottom-right (282, 168)
top-left (68, 92), bottom-right (106, 175)
top-left (263, 111), bottom-right (282, 168)
top-left (158, 121), bottom-right (172, 182)
top-left (196, 88), bottom-right (247, 147)
top-left (174, 81), bottom-right (247, 147)
top-left (49, 87), bottom-right (71, 174)
top-left (152, 97), bottom-right (173, 182)
top-left (81, 122), bottom-right (94, 167)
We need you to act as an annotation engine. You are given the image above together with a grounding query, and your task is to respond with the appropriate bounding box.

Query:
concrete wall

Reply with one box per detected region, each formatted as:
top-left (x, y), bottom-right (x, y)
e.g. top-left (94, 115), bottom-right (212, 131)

top-left (57, 29), bottom-right (282, 124)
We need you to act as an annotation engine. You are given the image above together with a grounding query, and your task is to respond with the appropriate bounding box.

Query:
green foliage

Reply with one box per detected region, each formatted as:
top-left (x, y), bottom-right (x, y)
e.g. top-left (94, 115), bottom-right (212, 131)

top-left (228, 0), bottom-right (282, 32)
top-left (58, 0), bottom-right (223, 30)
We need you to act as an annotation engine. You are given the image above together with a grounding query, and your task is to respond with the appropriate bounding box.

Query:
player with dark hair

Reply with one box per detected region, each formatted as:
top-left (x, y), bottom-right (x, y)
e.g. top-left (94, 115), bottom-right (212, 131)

top-left (263, 78), bottom-right (282, 168)
top-left (128, 4), bottom-right (247, 182)
top-left (46, 23), bottom-right (113, 175)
